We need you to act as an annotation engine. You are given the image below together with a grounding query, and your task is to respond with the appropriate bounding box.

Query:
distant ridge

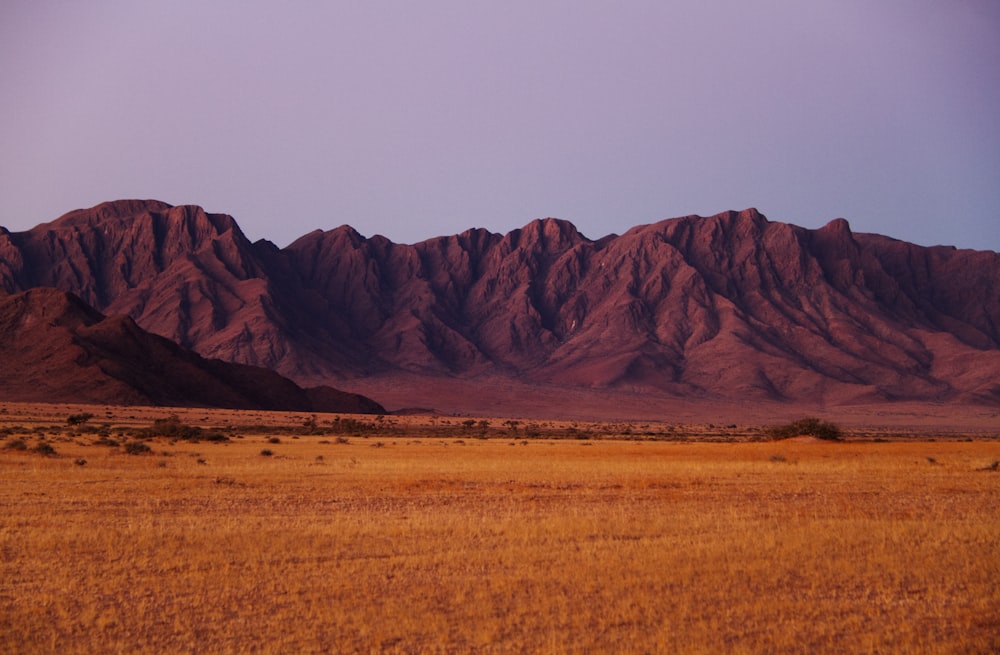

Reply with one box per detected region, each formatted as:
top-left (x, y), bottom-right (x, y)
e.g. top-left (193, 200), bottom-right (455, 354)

top-left (2, 199), bottom-right (999, 412)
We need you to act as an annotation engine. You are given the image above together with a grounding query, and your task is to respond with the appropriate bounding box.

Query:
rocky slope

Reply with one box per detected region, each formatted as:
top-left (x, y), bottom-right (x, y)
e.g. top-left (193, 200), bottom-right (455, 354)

top-left (0, 287), bottom-right (385, 412)
top-left (2, 200), bottom-right (998, 407)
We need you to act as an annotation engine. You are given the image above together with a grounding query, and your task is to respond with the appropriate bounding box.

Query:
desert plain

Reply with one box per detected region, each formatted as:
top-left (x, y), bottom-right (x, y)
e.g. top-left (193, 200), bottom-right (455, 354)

top-left (1, 402), bottom-right (998, 654)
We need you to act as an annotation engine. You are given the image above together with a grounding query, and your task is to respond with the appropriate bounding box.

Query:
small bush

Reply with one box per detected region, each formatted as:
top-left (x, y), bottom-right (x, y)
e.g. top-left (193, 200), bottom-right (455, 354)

top-left (123, 441), bottom-right (152, 455)
top-left (33, 442), bottom-right (57, 456)
top-left (765, 418), bottom-right (842, 441)
top-left (260, 449), bottom-right (274, 457)
top-left (268, 437), bottom-right (281, 444)
top-left (67, 412), bottom-right (94, 426)
top-left (139, 415), bottom-right (228, 442)
top-left (4, 438), bottom-right (28, 451)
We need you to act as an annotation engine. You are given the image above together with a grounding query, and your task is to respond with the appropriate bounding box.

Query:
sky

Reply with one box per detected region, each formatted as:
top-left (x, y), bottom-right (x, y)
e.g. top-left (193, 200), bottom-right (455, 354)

top-left (1, 1), bottom-right (998, 250)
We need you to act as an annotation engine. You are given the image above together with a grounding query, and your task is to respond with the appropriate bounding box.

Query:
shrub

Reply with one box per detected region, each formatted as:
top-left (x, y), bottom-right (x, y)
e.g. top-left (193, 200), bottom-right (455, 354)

top-left (123, 441), bottom-right (152, 455)
top-left (136, 415), bottom-right (230, 443)
top-left (302, 415), bottom-right (319, 433)
top-left (33, 442), bottom-right (57, 456)
top-left (765, 418), bottom-right (842, 441)
top-left (67, 412), bottom-right (94, 426)
top-left (260, 449), bottom-right (274, 457)
top-left (329, 417), bottom-right (379, 435)
top-left (4, 438), bottom-right (28, 451)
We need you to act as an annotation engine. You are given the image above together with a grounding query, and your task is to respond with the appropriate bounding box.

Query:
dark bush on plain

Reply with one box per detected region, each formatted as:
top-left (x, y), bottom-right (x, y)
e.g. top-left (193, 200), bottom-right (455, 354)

top-left (32, 442), bottom-right (57, 456)
top-left (66, 413), bottom-right (94, 425)
top-left (139, 415), bottom-right (229, 442)
top-left (765, 418), bottom-right (842, 441)
top-left (124, 441), bottom-right (152, 455)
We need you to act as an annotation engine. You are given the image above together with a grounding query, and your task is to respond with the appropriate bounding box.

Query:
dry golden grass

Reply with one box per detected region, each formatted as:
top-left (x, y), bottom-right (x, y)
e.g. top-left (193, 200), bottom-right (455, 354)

top-left (1, 405), bottom-right (998, 653)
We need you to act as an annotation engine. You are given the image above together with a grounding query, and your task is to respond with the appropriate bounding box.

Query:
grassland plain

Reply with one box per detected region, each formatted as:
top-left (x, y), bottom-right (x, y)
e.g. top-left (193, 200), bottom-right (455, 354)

top-left (1, 404), bottom-right (999, 653)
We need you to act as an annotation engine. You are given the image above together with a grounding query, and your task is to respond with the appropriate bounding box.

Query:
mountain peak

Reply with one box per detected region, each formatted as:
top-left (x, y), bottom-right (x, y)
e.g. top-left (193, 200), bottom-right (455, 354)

top-left (504, 217), bottom-right (587, 252)
top-left (50, 199), bottom-right (174, 229)
top-left (820, 217), bottom-right (853, 236)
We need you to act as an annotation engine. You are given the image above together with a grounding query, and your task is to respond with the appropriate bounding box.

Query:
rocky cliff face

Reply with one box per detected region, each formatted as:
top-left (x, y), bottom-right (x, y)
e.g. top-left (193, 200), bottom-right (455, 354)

top-left (2, 200), bottom-right (998, 406)
top-left (0, 287), bottom-right (385, 412)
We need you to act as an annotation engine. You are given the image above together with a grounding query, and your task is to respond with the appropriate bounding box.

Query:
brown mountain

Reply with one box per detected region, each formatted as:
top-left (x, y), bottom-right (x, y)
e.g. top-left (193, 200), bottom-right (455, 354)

top-left (2, 199), bottom-right (999, 413)
top-left (0, 287), bottom-right (385, 413)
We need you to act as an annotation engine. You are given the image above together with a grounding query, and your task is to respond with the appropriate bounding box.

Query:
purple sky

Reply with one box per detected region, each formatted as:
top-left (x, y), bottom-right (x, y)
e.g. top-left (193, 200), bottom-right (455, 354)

top-left (2, 1), bottom-right (998, 250)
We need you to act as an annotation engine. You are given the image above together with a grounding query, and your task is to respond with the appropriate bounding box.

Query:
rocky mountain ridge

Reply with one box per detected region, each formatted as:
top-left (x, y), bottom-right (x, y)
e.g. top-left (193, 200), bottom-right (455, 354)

top-left (2, 200), bottom-right (998, 409)
top-left (0, 287), bottom-right (385, 412)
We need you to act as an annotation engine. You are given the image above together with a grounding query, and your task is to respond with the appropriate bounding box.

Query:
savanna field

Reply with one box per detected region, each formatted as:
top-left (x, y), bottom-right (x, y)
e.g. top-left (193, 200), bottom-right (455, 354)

top-left (1, 404), bottom-right (998, 654)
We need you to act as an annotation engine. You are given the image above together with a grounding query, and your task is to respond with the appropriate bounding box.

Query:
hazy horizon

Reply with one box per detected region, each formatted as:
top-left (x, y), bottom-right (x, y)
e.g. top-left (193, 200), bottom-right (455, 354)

top-left (2, 1), bottom-right (998, 250)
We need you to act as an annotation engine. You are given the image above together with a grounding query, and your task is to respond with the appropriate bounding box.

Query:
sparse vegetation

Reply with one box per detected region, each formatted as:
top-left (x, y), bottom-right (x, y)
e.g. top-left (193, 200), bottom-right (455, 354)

top-left (139, 414), bottom-right (229, 442)
top-left (31, 442), bottom-right (57, 456)
top-left (123, 441), bottom-right (152, 455)
top-left (66, 412), bottom-right (94, 426)
top-left (764, 417), bottom-right (842, 441)
top-left (1, 403), bottom-right (998, 653)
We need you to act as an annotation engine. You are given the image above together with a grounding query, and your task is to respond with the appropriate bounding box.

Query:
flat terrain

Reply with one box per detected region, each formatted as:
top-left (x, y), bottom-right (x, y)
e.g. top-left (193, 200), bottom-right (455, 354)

top-left (2, 403), bottom-right (999, 653)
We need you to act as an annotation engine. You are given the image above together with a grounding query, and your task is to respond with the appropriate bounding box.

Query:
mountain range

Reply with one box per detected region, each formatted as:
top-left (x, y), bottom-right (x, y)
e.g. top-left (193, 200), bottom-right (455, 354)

top-left (1, 199), bottom-right (998, 415)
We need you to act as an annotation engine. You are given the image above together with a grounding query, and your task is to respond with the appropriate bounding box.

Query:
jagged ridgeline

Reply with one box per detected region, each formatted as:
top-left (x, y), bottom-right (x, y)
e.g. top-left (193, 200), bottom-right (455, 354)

top-left (1, 200), bottom-right (999, 406)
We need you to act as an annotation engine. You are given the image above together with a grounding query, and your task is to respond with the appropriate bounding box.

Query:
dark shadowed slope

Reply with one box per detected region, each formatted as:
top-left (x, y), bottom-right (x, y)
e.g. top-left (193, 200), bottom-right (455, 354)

top-left (2, 200), bottom-right (999, 408)
top-left (0, 288), bottom-right (385, 413)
